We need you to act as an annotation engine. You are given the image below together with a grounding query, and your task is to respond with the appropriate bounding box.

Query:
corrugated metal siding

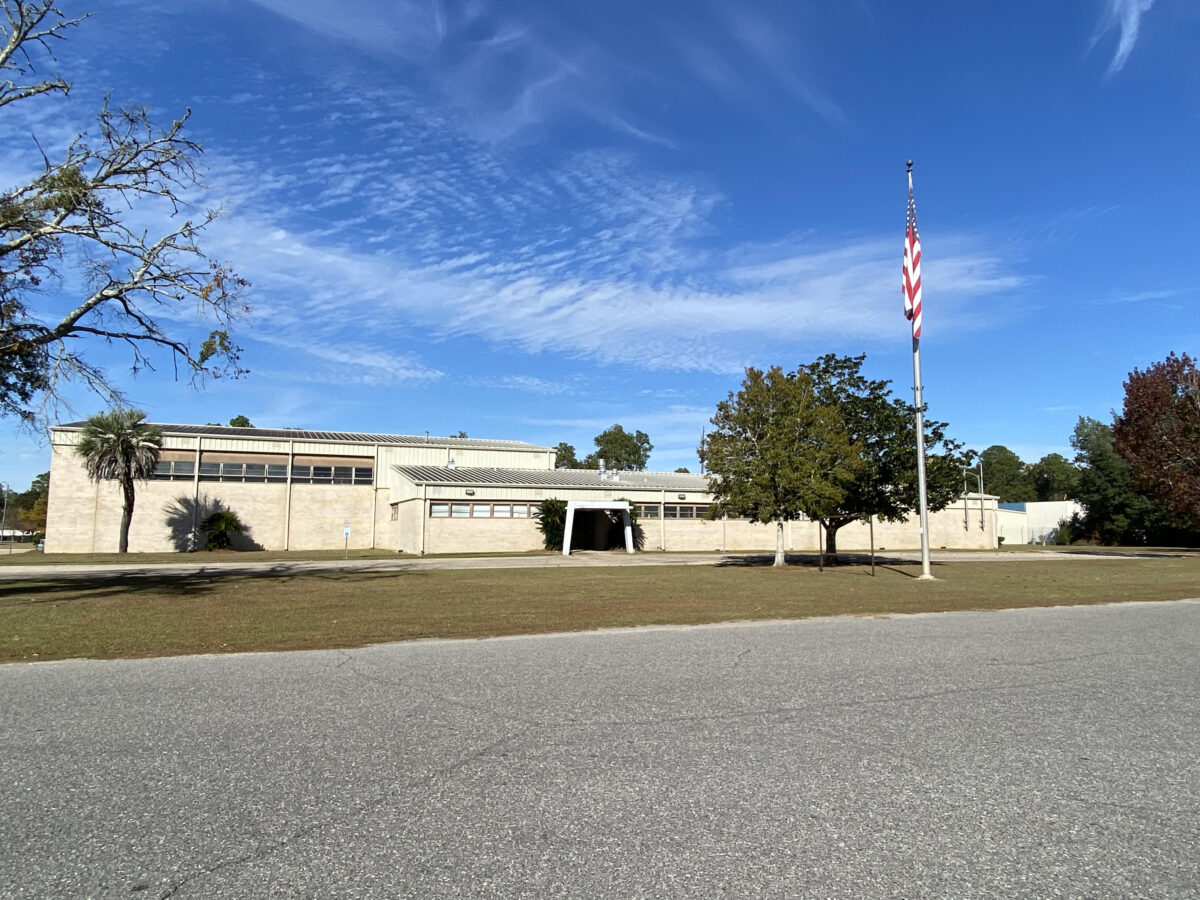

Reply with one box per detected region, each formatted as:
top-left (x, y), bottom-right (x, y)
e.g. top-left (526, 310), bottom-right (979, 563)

top-left (192, 438), bottom-right (294, 454)
top-left (377, 446), bottom-right (456, 468)
top-left (427, 486), bottom-right (666, 502)
top-left (56, 422), bottom-right (550, 452)
top-left (454, 449), bottom-right (555, 469)
top-left (289, 441), bottom-right (375, 456)
top-left (394, 465), bottom-right (710, 492)
top-left (375, 446), bottom-right (552, 471)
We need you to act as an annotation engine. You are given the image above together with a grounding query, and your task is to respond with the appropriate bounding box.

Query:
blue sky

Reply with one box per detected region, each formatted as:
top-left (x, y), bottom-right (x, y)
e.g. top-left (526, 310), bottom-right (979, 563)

top-left (2, 0), bottom-right (1198, 490)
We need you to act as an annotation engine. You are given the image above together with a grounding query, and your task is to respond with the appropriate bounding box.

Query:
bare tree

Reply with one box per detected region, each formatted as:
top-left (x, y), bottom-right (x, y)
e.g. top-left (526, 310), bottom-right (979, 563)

top-left (1, 1), bottom-right (248, 424)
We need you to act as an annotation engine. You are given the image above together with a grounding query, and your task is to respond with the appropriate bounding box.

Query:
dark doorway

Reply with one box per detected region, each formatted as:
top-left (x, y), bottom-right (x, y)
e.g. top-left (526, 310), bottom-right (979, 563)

top-left (568, 509), bottom-right (615, 551)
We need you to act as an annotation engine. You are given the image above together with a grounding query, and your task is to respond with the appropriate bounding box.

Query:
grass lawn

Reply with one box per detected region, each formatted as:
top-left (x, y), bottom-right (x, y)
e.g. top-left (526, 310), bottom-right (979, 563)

top-left (0, 548), bottom-right (581, 567)
top-left (2, 555), bottom-right (1199, 663)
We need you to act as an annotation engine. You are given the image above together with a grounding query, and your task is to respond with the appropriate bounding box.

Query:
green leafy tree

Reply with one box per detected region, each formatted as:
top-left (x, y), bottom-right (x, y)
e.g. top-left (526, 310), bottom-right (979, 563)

top-left (583, 425), bottom-right (653, 471)
top-left (74, 408), bottom-right (162, 553)
top-left (674, 467), bottom-right (691, 473)
top-left (1113, 352), bottom-right (1200, 529)
top-left (0, 1), bottom-right (248, 425)
top-left (979, 445), bottom-right (1035, 502)
top-left (1029, 453), bottom-right (1079, 501)
top-left (7, 469), bottom-right (48, 531)
top-left (17, 493), bottom-right (46, 531)
top-left (554, 442), bottom-right (580, 469)
top-left (533, 498), bottom-right (568, 550)
top-left (1071, 417), bottom-right (1164, 545)
top-left (201, 509), bottom-right (245, 550)
top-left (228, 415), bottom-right (253, 428)
top-left (701, 365), bottom-right (862, 567)
top-left (800, 354), bottom-right (969, 561)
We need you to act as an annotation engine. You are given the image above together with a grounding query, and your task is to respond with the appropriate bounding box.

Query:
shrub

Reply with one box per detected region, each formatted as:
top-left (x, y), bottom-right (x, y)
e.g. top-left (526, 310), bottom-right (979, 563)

top-left (533, 498), bottom-right (568, 551)
top-left (1053, 516), bottom-right (1077, 546)
top-left (201, 510), bottom-right (245, 551)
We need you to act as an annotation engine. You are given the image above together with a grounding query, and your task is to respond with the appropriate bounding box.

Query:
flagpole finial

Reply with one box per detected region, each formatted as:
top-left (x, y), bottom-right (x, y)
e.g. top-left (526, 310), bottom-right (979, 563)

top-left (906, 159), bottom-right (914, 171)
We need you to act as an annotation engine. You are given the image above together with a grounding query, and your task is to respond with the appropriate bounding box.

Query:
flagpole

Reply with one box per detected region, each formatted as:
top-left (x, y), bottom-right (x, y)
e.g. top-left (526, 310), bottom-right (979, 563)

top-left (907, 160), bottom-right (934, 580)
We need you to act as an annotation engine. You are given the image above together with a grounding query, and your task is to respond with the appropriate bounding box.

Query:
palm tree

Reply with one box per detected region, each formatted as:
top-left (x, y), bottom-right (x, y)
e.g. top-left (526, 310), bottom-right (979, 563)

top-left (75, 409), bottom-right (163, 553)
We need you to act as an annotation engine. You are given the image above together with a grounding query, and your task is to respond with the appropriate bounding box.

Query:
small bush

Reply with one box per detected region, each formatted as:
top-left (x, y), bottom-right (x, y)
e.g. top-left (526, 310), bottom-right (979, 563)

top-left (201, 510), bottom-right (246, 551)
top-left (1055, 514), bottom-right (1082, 545)
top-left (533, 498), bottom-right (568, 551)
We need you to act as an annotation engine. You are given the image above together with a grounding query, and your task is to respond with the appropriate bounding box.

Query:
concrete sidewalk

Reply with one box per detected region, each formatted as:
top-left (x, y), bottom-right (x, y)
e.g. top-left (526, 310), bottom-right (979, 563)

top-left (0, 548), bottom-right (1143, 580)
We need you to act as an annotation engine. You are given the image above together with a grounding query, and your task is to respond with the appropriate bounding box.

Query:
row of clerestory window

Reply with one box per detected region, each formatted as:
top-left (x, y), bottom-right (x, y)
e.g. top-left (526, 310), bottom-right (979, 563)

top-left (152, 460), bottom-right (373, 485)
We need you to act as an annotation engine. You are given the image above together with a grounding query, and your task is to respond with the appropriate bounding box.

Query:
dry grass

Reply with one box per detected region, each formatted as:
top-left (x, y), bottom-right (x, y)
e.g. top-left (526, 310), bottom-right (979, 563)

top-left (3, 555), bottom-right (1198, 663)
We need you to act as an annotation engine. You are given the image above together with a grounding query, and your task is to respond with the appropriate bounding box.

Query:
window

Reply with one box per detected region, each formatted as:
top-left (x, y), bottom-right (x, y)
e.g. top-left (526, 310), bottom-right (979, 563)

top-left (288, 464), bottom-right (372, 485)
top-left (390, 505), bottom-right (399, 521)
top-left (156, 458), bottom-right (371, 485)
top-left (637, 504), bottom-right (660, 518)
top-left (664, 505), bottom-right (679, 519)
top-left (677, 505), bottom-right (694, 519)
top-left (430, 501), bottom-right (537, 520)
top-left (151, 460), bottom-right (198, 481)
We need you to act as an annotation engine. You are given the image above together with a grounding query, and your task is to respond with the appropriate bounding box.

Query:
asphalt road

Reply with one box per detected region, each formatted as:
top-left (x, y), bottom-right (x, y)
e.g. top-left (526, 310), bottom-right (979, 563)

top-left (2, 601), bottom-right (1198, 898)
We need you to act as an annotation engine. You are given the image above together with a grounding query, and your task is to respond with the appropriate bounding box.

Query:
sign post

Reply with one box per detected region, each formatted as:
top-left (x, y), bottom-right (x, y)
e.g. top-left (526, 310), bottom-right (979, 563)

top-left (343, 518), bottom-right (350, 560)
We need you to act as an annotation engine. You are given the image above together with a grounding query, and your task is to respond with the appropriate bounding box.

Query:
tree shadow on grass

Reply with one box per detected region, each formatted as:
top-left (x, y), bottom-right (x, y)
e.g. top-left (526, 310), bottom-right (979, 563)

top-left (0, 564), bottom-right (426, 605)
top-left (715, 552), bottom-right (938, 576)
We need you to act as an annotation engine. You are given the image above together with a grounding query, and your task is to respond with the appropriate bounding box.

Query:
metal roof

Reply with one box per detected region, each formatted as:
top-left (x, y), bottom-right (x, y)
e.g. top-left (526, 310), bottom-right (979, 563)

top-left (56, 422), bottom-right (551, 452)
top-left (394, 465), bottom-right (712, 492)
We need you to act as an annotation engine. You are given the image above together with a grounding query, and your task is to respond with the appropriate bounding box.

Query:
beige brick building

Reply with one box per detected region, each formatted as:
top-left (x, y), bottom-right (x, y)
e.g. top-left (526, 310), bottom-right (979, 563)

top-left (45, 423), bottom-right (999, 554)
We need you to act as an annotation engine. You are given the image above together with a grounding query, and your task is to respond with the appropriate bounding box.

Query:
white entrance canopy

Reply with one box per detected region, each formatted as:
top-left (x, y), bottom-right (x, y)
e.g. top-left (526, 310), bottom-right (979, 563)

top-left (561, 500), bottom-right (635, 556)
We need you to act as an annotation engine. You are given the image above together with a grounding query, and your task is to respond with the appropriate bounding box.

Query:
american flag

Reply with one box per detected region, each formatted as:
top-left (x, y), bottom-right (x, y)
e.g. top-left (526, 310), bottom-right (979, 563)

top-left (903, 172), bottom-right (922, 340)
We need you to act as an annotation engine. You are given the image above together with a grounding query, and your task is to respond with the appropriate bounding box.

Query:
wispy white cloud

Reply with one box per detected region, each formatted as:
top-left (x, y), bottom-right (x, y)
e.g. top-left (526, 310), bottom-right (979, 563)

top-left (1092, 0), bottom-right (1157, 75)
top-left (252, 335), bottom-right (444, 387)
top-left (244, 0), bottom-right (841, 146)
top-left (719, 6), bottom-right (844, 123)
top-left (245, 0), bottom-right (451, 60)
top-left (465, 374), bottom-right (573, 395)
top-left (176, 66), bottom-right (1029, 381)
top-left (1095, 287), bottom-right (1193, 305)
